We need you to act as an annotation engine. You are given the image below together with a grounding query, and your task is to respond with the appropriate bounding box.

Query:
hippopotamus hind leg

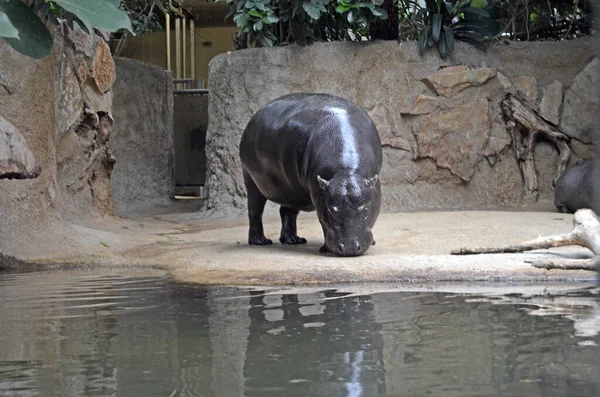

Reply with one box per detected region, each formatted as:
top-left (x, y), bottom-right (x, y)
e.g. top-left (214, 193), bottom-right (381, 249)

top-left (243, 171), bottom-right (273, 245)
top-left (279, 206), bottom-right (307, 244)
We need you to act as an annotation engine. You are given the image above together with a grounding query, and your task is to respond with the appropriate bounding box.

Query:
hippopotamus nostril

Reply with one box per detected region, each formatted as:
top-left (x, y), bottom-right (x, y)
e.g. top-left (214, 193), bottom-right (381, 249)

top-left (355, 242), bottom-right (361, 252)
top-left (337, 243), bottom-right (345, 253)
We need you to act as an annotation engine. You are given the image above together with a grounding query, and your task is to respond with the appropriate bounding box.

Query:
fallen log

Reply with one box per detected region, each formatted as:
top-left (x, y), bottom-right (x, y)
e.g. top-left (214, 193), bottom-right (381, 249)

top-left (451, 209), bottom-right (600, 271)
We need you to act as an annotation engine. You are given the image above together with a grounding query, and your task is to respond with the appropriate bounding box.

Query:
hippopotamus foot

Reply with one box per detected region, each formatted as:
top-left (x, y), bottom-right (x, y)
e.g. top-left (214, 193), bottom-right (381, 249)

top-left (244, 171), bottom-right (273, 246)
top-left (279, 206), bottom-right (307, 245)
top-left (280, 235), bottom-right (307, 244)
top-left (249, 235), bottom-right (273, 245)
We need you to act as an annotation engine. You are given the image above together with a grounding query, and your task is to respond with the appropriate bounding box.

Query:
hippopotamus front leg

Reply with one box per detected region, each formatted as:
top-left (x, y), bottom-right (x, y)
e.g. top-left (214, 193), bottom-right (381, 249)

top-left (279, 206), bottom-right (307, 244)
top-left (243, 171), bottom-right (273, 245)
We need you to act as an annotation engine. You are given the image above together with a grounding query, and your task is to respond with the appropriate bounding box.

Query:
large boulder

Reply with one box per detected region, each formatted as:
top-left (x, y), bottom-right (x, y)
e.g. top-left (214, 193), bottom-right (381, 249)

top-left (0, 115), bottom-right (41, 179)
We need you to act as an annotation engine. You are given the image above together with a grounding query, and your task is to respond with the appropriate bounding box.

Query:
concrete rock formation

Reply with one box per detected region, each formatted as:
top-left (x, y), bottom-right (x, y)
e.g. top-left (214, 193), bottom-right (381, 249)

top-left (111, 57), bottom-right (175, 214)
top-left (0, 115), bottom-right (41, 179)
top-left (423, 65), bottom-right (497, 97)
top-left (203, 39), bottom-right (599, 217)
top-left (0, 21), bottom-right (117, 258)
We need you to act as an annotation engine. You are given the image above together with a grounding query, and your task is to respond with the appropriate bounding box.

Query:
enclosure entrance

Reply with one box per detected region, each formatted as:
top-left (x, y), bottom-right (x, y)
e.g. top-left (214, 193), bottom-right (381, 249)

top-left (173, 81), bottom-right (208, 201)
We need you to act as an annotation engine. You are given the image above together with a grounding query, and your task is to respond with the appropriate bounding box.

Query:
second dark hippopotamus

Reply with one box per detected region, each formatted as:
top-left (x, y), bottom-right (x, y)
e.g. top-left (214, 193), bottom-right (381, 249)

top-left (239, 93), bottom-right (383, 257)
top-left (554, 156), bottom-right (599, 215)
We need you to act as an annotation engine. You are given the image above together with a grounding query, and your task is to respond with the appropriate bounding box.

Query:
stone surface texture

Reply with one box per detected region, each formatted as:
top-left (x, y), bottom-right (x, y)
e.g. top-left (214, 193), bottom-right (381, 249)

top-left (0, 22), bottom-right (116, 258)
top-left (515, 75), bottom-right (538, 105)
top-left (415, 98), bottom-right (489, 181)
top-left (560, 57), bottom-right (600, 143)
top-left (423, 65), bottom-right (497, 97)
top-left (1, 208), bottom-right (594, 285)
top-left (203, 39), bottom-right (599, 217)
top-left (111, 57), bottom-right (175, 214)
top-left (54, 23), bottom-right (116, 220)
top-left (539, 80), bottom-right (563, 125)
top-left (0, 115), bottom-right (41, 179)
top-left (401, 94), bottom-right (439, 114)
top-left (90, 40), bottom-right (116, 94)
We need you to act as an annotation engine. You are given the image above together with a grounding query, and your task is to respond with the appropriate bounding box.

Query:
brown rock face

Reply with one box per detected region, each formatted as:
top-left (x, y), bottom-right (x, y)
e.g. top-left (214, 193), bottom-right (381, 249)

top-left (368, 105), bottom-right (412, 153)
top-left (401, 94), bottom-right (439, 115)
top-left (91, 40), bottom-right (116, 94)
top-left (423, 65), bottom-right (497, 97)
top-left (0, 115), bottom-right (41, 179)
top-left (415, 99), bottom-right (490, 181)
top-left (515, 76), bottom-right (538, 105)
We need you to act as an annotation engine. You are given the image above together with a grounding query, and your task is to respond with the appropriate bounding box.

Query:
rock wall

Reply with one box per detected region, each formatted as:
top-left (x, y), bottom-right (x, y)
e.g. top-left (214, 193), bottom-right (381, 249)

top-left (204, 38), bottom-right (599, 216)
top-left (111, 58), bottom-right (175, 214)
top-left (54, 24), bottom-right (117, 219)
top-left (0, 23), bottom-right (116, 258)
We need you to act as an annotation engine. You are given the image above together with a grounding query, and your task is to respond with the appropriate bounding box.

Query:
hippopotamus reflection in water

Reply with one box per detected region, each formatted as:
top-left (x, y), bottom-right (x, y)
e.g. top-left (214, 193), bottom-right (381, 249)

top-left (554, 156), bottom-right (599, 215)
top-left (239, 93), bottom-right (382, 257)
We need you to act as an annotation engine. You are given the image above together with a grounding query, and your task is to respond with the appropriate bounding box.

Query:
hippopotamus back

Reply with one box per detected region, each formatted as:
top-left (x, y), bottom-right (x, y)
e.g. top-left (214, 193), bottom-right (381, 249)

top-left (240, 93), bottom-right (382, 210)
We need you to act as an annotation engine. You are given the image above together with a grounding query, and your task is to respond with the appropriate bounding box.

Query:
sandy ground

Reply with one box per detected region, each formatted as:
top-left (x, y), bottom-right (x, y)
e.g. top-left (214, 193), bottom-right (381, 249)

top-left (6, 200), bottom-right (596, 286)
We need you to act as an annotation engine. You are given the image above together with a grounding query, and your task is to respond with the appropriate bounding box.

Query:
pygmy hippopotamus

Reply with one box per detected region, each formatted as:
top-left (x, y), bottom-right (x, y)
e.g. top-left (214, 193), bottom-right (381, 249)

top-left (554, 156), bottom-right (599, 215)
top-left (239, 93), bottom-right (383, 257)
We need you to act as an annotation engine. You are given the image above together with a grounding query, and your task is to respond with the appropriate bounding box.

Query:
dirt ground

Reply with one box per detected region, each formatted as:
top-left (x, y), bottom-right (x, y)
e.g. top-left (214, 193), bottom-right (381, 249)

top-left (3, 199), bottom-right (596, 286)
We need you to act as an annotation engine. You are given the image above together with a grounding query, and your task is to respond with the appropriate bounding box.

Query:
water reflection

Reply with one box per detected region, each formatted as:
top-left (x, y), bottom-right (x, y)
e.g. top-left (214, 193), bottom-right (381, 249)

top-left (0, 270), bottom-right (598, 397)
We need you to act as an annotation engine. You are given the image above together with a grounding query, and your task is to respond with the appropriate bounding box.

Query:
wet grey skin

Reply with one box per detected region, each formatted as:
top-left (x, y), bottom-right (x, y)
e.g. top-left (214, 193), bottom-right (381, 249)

top-left (554, 156), bottom-right (599, 216)
top-left (239, 93), bottom-right (383, 257)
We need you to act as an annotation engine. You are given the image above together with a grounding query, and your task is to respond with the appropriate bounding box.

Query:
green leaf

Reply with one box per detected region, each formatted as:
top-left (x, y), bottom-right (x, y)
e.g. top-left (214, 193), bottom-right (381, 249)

top-left (443, 25), bottom-right (455, 53)
top-left (438, 30), bottom-right (448, 58)
top-left (234, 13), bottom-right (248, 27)
top-left (418, 27), bottom-right (428, 50)
top-left (529, 12), bottom-right (538, 23)
top-left (470, 0), bottom-right (488, 9)
top-left (0, 11), bottom-right (19, 39)
top-left (347, 9), bottom-right (355, 23)
top-left (302, 2), bottom-right (321, 20)
top-left (335, 5), bottom-right (350, 13)
top-left (263, 15), bottom-right (279, 24)
top-left (257, 33), bottom-right (273, 47)
top-left (0, 0), bottom-right (53, 59)
top-left (371, 8), bottom-right (388, 19)
top-left (253, 20), bottom-right (263, 31)
top-left (443, 1), bottom-right (453, 15)
top-left (52, 0), bottom-right (133, 33)
top-left (248, 9), bottom-right (262, 18)
top-left (432, 13), bottom-right (442, 42)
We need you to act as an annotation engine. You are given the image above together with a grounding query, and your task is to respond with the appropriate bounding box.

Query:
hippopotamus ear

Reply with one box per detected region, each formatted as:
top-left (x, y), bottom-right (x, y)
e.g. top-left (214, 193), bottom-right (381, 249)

top-left (317, 175), bottom-right (330, 189)
top-left (366, 174), bottom-right (379, 189)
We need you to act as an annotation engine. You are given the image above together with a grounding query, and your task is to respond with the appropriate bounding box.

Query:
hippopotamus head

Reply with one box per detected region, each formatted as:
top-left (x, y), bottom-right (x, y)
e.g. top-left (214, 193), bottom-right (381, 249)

top-left (314, 171), bottom-right (381, 257)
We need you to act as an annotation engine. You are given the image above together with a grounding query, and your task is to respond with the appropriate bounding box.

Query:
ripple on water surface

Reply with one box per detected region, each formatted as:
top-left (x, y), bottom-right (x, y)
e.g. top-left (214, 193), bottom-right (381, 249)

top-left (0, 270), bottom-right (598, 397)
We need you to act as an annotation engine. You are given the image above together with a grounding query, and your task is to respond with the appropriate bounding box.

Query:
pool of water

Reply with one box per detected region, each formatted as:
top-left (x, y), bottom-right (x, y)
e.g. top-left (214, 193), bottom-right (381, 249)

top-left (0, 269), bottom-right (598, 397)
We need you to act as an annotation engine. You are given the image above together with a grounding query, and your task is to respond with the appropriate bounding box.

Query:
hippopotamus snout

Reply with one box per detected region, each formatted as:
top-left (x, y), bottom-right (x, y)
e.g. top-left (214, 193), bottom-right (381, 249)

top-left (327, 229), bottom-right (373, 257)
top-left (333, 241), bottom-right (367, 257)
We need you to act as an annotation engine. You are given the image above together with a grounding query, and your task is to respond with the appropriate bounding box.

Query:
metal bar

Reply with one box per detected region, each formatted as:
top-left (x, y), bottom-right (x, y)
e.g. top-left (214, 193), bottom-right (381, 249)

top-left (173, 89), bottom-right (209, 95)
top-left (182, 17), bottom-right (187, 78)
top-left (165, 11), bottom-right (171, 71)
top-left (190, 19), bottom-right (195, 83)
top-left (175, 17), bottom-right (181, 79)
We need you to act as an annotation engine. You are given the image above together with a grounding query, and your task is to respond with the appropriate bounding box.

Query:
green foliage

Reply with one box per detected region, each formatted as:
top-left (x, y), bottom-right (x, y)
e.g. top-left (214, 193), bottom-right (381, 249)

top-left (417, 1), bottom-right (492, 58)
top-left (221, 0), bottom-right (389, 48)
top-left (0, 0), bottom-right (133, 59)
